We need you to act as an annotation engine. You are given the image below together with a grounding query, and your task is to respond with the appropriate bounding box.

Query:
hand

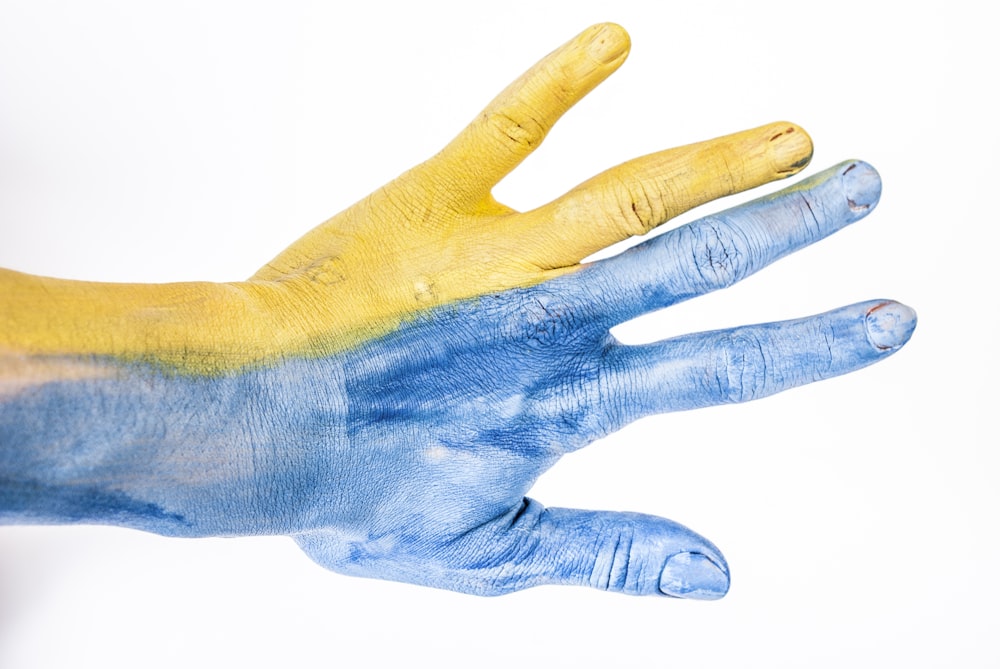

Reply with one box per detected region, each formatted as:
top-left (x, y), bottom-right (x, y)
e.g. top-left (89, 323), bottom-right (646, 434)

top-left (0, 23), bottom-right (915, 598)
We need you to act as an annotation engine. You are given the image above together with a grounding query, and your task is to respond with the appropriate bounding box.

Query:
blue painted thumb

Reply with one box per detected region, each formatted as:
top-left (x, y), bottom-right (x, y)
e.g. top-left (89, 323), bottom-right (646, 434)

top-left (524, 506), bottom-right (730, 598)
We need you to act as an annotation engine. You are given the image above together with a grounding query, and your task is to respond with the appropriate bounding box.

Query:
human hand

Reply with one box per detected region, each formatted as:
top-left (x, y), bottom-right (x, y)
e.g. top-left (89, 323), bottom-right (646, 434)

top-left (0, 23), bottom-right (915, 598)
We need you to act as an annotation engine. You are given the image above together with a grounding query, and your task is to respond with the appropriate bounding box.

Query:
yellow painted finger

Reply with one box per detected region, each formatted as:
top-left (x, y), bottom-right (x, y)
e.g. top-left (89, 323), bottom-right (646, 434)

top-left (513, 122), bottom-right (814, 269)
top-left (419, 23), bottom-right (631, 208)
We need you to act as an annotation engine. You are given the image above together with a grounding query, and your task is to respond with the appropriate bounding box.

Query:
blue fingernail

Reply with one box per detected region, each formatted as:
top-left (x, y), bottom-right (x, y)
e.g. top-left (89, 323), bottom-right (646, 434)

top-left (659, 552), bottom-right (730, 600)
top-left (865, 302), bottom-right (917, 350)
top-left (840, 161), bottom-right (882, 215)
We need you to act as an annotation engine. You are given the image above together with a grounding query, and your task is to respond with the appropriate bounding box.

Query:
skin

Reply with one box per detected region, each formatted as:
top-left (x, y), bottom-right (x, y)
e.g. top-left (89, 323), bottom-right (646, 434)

top-left (0, 23), bottom-right (915, 598)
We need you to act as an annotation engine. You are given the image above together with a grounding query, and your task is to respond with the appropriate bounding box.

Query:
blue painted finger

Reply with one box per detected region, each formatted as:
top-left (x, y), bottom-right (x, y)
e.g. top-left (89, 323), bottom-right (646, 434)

top-left (568, 160), bottom-right (882, 325)
top-left (588, 300), bottom-right (916, 434)
top-left (295, 498), bottom-right (729, 598)
top-left (507, 504), bottom-right (729, 598)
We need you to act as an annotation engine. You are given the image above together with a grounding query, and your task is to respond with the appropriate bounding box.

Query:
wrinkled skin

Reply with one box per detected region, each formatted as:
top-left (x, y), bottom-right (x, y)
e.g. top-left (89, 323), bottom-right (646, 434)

top-left (0, 24), bottom-right (915, 598)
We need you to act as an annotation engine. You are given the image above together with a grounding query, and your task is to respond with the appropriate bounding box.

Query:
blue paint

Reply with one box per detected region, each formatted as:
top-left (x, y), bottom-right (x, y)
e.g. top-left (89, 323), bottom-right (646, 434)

top-left (0, 477), bottom-right (185, 525)
top-left (0, 161), bottom-right (916, 596)
top-left (579, 160), bottom-right (884, 325)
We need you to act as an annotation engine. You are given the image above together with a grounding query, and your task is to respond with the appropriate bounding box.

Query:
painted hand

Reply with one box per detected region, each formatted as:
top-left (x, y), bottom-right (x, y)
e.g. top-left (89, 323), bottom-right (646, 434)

top-left (0, 24), bottom-right (915, 598)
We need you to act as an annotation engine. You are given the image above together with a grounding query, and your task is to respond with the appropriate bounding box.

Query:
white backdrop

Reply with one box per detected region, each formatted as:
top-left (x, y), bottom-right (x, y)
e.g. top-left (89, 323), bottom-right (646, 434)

top-left (0, 1), bottom-right (995, 667)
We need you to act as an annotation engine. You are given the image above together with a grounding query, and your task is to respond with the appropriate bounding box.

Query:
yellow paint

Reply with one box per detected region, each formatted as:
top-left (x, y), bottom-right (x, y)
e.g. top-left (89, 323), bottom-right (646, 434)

top-left (0, 24), bottom-right (813, 374)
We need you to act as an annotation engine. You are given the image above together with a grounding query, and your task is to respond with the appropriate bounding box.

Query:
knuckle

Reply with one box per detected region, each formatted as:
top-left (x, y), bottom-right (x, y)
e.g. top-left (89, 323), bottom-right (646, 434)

top-left (508, 290), bottom-right (580, 350)
top-left (484, 108), bottom-right (546, 155)
top-left (680, 217), bottom-right (751, 292)
top-left (589, 523), bottom-right (637, 592)
top-left (714, 330), bottom-right (770, 403)
top-left (609, 179), bottom-right (661, 237)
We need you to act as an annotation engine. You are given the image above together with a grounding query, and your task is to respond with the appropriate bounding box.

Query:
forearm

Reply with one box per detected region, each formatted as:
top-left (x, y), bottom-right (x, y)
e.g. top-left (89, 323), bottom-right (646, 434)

top-left (0, 351), bottom-right (346, 536)
top-left (0, 268), bottom-right (273, 372)
top-left (0, 269), bottom-right (316, 535)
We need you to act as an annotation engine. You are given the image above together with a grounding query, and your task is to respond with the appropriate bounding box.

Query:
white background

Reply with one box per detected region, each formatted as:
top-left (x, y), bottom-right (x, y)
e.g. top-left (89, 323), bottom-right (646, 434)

top-left (0, 1), bottom-right (995, 666)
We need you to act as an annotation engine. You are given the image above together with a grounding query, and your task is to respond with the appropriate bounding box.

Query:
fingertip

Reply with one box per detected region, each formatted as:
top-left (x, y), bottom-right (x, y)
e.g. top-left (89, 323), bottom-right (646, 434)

top-left (839, 160), bottom-right (882, 216)
top-left (659, 552), bottom-right (731, 600)
top-left (865, 301), bottom-right (917, 351)
top-left (433, 22), bottom-right (632, 201)
top-left (767, 122), bottom-right (814, 176)
top-left (584, 22), bottom-right (631, 65)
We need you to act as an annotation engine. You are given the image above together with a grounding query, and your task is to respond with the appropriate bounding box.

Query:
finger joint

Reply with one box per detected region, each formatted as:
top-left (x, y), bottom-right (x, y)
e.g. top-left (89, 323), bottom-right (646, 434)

top-left (715, 331), bottom-right (770, 403)
top-left (484, 110), bottom-right (546, 156)
top-left (682, 217), bottom-right (752, 292)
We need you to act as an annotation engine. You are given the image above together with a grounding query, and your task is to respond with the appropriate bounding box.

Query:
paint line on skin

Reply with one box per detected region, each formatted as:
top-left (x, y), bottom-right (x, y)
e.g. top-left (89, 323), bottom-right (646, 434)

top-left (0, 19), bottom-right (917, 596)
top-left (1, 285), bottom-right (915, 540)
top-left (1, 121), bottom-right (815, 377)
top-left (1, 277), bottom-right (916, 593)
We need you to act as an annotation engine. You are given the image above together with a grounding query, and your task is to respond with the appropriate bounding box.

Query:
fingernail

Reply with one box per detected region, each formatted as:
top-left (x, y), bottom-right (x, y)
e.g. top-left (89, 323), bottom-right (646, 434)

top-left (659, 552), bottom-right (730, 600)
top-left (840, 161), bottom-right (882, 214)
top-left (865, 302), bottom-right (917, 350)
top-left (768, 123), bottom-right (813, 172)
top-left (587, 23), bottom-right (630, 64)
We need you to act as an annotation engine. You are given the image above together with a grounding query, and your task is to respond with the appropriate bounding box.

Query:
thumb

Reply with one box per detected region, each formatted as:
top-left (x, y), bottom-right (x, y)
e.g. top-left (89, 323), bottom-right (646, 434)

top-left (498, 501), bottom-right (730, 599)
top-left (294, 499), bottom-right (729, 598)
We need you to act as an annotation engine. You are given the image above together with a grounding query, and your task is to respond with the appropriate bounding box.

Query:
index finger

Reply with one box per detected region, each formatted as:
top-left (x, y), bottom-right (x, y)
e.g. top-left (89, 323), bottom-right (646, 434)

top-left (420, 23), bottom-right (630, 206)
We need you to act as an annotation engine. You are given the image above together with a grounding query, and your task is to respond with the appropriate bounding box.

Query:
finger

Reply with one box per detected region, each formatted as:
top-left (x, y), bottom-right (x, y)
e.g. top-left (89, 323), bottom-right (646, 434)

top-left (420, 23), bottom-right (630, 205)
top-left (568, 160), bottom-right (881, 325)
top-left (517, 122), bottom-right (814, 267)
top-left (296, 499), bottom-right (729, 598)
top-left (484, 501), bottom-right (730, 598)
top-left (588, 300), bottom-right (917, 436)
